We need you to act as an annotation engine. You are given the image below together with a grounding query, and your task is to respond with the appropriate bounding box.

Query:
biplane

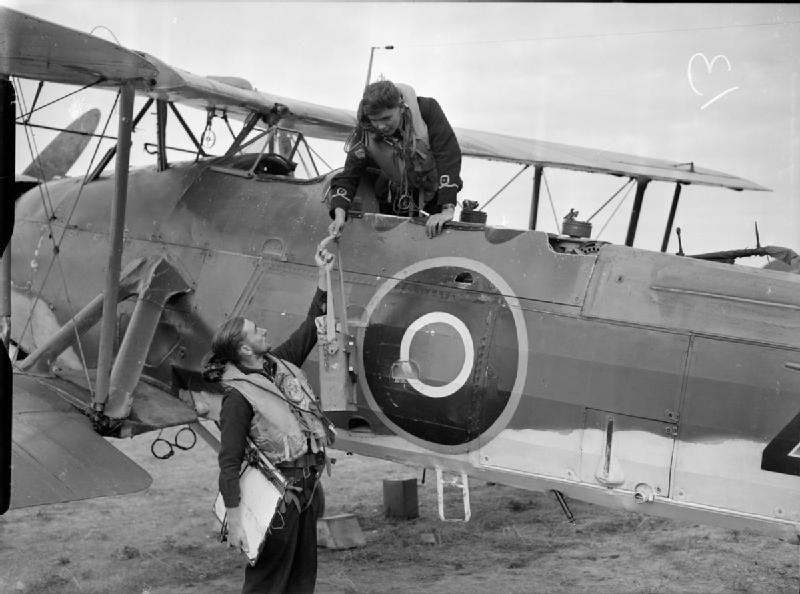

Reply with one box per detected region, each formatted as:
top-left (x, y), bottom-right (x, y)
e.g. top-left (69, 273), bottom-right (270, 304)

top-left (2, 7), bottom-right (800, 542)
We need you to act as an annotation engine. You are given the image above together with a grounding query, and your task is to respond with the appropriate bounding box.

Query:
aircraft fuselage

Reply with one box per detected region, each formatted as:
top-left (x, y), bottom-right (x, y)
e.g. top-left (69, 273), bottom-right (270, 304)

top-left (10, 158), bottom-right (800, 537)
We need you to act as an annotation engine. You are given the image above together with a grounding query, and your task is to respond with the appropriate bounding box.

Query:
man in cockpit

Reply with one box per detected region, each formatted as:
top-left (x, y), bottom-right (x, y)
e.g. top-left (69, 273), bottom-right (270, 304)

top-left (327, 80), bottom-right (463, 239)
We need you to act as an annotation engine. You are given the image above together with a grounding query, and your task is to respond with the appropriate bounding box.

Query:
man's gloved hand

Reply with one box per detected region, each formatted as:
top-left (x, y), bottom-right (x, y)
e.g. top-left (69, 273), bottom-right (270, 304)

top-left (315, 235), bottom-right (336, 292)
top-left (425, 204), bottom-right (455, 238)
top-left (316, 236), bottom-right (336, 269)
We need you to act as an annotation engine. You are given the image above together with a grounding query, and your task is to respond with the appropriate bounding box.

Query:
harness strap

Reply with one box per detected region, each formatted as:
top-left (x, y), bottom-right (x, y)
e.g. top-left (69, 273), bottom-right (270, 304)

top-left (276, 451), bottom-right (325, 469)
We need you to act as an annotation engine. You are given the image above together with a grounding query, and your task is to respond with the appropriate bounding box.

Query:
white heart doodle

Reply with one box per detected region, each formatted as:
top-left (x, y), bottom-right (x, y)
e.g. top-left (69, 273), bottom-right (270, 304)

top-left (687, 53), bottom-right (740, 110)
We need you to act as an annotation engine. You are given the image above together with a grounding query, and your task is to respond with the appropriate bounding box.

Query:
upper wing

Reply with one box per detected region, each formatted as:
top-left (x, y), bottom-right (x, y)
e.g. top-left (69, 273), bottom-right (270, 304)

top-left (0, 7), bottom-right (356, 140)
top-left (0, 8), bottom-right (158, 86)
top-left (0, 6), bottom-right (767, 191)
top-left (455, 128), bottom-right (768, 191)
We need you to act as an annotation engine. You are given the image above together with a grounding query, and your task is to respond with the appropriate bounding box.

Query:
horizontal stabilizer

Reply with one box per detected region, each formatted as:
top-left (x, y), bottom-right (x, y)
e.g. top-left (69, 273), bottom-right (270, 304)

top-left (10, 373), bottom-right (152, 510)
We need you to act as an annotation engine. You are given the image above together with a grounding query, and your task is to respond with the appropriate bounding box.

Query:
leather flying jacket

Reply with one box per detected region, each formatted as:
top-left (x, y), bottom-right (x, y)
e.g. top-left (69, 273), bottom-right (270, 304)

top-left (328, 84), bottom-right (462, 218)
top-left (362, 83), bottom-right (439, 204)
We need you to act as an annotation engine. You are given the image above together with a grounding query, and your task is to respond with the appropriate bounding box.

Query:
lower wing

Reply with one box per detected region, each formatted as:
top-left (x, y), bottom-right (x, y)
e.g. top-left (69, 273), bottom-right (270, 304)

top-left (8, 372), bottom-right (152, 510)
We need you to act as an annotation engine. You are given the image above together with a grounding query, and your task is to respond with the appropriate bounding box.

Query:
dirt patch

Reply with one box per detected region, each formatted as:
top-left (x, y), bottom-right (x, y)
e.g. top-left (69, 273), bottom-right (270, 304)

top-left (1, 424), bottom-right (798, 594)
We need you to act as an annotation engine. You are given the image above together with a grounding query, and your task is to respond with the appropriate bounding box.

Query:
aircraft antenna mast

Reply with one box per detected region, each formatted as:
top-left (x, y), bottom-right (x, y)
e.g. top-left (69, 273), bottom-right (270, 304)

top-left (365, 45), bottom-right (394, 89)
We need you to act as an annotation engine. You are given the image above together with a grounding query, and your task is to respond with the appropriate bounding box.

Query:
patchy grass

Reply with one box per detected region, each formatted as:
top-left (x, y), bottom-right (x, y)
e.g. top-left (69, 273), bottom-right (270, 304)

top-left (1, 435), bottom-right (799, 594)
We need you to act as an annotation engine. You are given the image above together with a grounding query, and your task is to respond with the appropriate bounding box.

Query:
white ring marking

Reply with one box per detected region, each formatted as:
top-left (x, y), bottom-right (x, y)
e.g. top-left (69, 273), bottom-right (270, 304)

top-left (360, 256), bottom-right (529, 454)
top-left (399, 312), bottom-right (474, 399)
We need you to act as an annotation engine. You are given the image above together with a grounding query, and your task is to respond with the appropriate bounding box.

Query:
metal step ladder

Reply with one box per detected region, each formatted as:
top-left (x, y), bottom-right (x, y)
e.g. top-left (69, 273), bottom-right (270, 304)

top-left (435, 467), bottom-right (471, 522)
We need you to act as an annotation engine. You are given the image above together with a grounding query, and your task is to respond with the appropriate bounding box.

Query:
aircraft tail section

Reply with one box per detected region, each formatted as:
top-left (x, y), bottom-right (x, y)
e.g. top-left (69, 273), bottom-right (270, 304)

top-left (20, 108), bottom-right (101, 182)
top-left (7, 372), bottom-right (152, 511)
top-left (12, 108), bottom-right (103, 201)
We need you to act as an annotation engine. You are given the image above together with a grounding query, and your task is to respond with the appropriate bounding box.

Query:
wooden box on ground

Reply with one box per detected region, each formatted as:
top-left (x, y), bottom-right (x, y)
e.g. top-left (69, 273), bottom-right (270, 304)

top-left (317, 514), bottom-right (366, 549)
top-left (382, 478), bottom-right (419, 520)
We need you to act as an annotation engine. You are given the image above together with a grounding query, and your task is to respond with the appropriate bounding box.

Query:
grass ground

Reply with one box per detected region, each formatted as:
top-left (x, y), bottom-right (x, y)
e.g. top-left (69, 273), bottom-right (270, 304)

top-left (1, 425), bottom-right (798, 594)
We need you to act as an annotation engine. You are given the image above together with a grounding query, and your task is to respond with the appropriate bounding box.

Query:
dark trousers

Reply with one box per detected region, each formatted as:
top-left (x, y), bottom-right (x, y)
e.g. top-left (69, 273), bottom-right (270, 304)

top-left (242, 470), bottom-right (322, 594)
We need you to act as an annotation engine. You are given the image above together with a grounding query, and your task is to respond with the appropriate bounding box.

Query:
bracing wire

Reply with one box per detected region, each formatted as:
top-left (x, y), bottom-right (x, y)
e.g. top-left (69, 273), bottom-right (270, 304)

top-left (59, 90), bottom-right (120, 243)
top-left (479, 164), bottom-right (530, 211)
top-left (11, 78), bottom-right (61, 364)
top-left (13, 79), bottom-right (57, 223)
top-left (543, 171), bottom-right (560, 231)
top-left (51, 94), bottom-right (122, 395)
top-left (16, 79), bottom-right (103, 122)
top-left (586, 178), bottom-right (634, 222)
top-left (306, 143), bottom-right (332, 172)
top-left (11, 80), bottom-right (121, 395)
top-left (596, 180), bottom-right (635, 239)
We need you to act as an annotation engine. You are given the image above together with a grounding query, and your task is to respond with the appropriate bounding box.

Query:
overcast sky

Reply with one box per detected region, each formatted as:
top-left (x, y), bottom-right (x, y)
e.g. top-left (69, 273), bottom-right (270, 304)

top-left (6, 1), bottom-right (800, 257)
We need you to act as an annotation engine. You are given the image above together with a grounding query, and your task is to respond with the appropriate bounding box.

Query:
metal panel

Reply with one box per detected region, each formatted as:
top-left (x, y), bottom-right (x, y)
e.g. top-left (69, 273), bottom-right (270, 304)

top-left (241, 260), bottom-right (320, 336)
top-left (481, 309), bottom-right (686, 482)
top-left (579, 409), bottom-right (675, 494)
top-left (160, 168), bottom-right (318, 256)
top-left (583, 245), bottom-right (800, 349)
top-left (192, 250), bottom-right (260, 323)
top-left (342, 224), bottom-right (595, 308)
top-left (479, 401), bottom-right (583, 480)
top-left (510, 310), bottom-right (688, 423)
top-left (672, 338), bottom-right (800, 521)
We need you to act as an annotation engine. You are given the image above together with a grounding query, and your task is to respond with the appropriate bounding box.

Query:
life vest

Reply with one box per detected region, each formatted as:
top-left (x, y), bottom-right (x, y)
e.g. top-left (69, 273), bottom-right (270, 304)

top-left (221, 356), bottom-right (332, 464)
top-left (362, 83), bottom-right (439, 204)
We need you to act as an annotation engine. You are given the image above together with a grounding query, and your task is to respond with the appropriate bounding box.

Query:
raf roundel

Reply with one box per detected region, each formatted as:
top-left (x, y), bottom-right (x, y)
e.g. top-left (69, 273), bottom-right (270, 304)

top-left (359, 257), bottom-right (528, 454)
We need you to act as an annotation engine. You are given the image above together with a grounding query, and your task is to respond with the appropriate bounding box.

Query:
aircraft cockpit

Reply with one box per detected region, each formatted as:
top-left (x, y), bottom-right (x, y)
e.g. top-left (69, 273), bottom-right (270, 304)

top-left (211, 125), bottom-right (325, 182)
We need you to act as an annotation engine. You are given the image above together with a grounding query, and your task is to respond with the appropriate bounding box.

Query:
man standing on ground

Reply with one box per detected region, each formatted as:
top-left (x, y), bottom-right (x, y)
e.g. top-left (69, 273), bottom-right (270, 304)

top-left (203, 241), bottom-right (336, 594)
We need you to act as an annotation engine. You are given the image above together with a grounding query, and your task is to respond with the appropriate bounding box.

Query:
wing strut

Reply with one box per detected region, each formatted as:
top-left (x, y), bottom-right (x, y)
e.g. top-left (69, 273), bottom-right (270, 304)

top-left (168, 102), bottom-right (208, 158)
top-left (16, 257), bottom-right (155, 374)
top-left (93, 82), bottom-right (135, 415)
top-left (660, 183), bottom-right (683, 253)
top-left (87, 97), bottom-right (154, 183)
top-left (103, 258), bottom-right (191, 420)
top-left (528, 166), bottom-right (543, 230)
top-left (156, 99), bottom-right (168, 171)
top-left (624, 177), bottom-right (651, 247)
top-left (0, 75), bottom-right (15, 514)
top-left (16, 255), bottom-right (193, 434)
